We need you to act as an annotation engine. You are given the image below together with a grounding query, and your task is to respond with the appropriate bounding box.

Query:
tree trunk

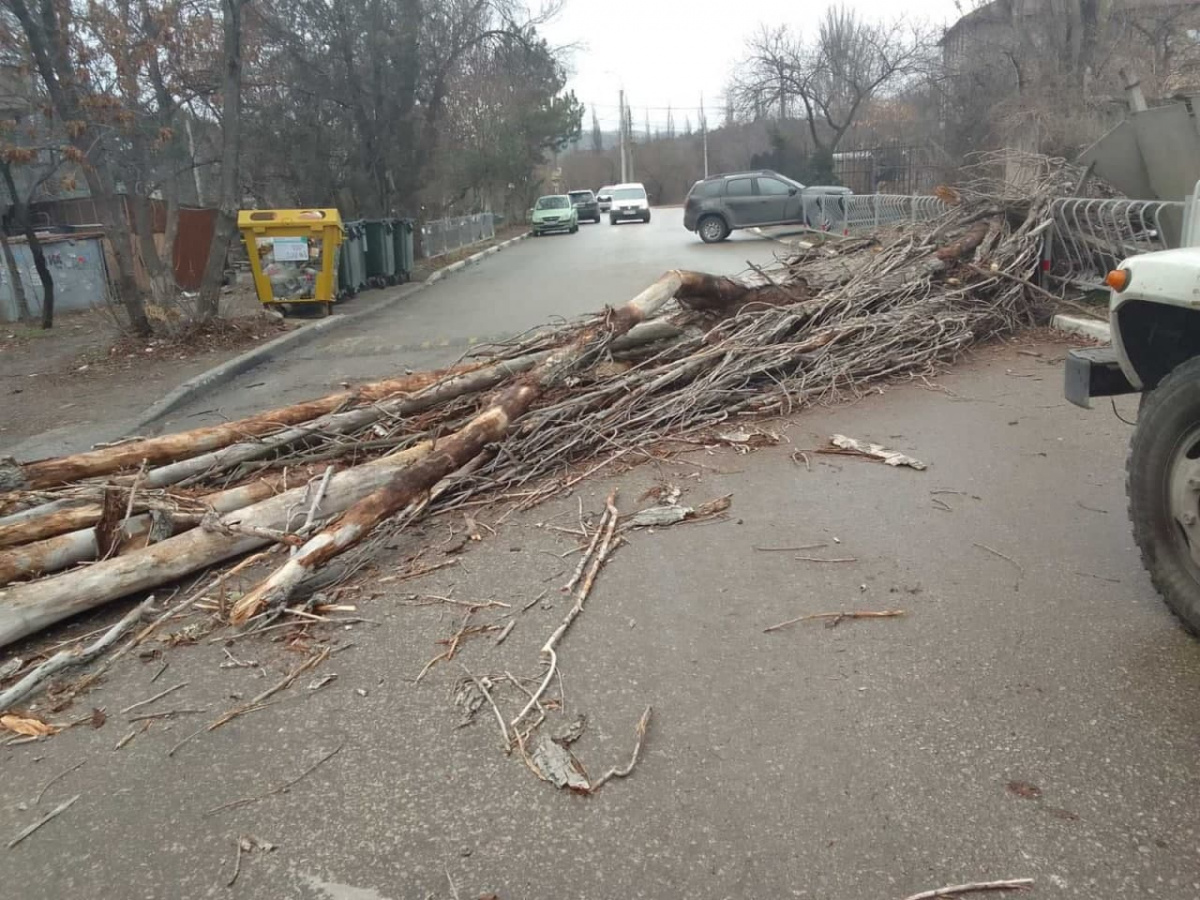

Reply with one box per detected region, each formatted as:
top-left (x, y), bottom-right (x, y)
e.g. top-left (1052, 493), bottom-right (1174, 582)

top-left (25, 223), bottom-right (54, 330)
top-left (0, 162), bottom-right (53, 327)
top-left (0, 445), bottom-right (432, 647)
top-left (8, 366), bottom-right (471, 490)
top-left (131, 194), bottom-right (171, 306)
top-left (196, 0), bottom-right (246, 321)
top-left (0, 229), bottom-right (31, 323)
top-left (230, 270), bottom-right (693, 621)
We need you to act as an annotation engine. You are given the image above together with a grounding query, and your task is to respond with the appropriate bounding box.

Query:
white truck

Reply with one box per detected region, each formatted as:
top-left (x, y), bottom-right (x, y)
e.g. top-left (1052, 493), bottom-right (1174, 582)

top-left (1065, 86), bottom-right (1200, 633)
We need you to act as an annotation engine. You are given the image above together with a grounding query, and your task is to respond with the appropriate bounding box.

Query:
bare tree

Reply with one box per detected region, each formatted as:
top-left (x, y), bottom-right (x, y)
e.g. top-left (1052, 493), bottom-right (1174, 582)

top-left (732, 7), bottom-right (933, 157)
top-left (196, 0), bottom-right (247, 321)
top-left (5, 0), bottom-right (152, 335)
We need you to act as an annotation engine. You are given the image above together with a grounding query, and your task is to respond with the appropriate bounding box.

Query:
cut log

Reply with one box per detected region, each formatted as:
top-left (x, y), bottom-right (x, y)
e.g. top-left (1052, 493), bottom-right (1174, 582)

top-left (0, 503), bottom-right (105, 550)
top-left (10, 368), bottom-right (473, 491)
top-left (0, 443), bottom-right (434, 648)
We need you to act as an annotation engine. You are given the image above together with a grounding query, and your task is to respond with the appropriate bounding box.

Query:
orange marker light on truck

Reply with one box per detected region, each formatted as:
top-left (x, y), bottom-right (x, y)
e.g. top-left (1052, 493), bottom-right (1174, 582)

top-left (1105, 269), bottom-right (1131, 291)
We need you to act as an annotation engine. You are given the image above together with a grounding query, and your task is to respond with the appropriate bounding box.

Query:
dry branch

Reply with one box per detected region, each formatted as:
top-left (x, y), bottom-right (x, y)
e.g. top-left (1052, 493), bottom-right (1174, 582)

top-left (900, 878), bottom-right (1034, 900)
top-left (764, 610), bottom-right (906, 632)
top-left (0, 597), bottom-right (154, 711)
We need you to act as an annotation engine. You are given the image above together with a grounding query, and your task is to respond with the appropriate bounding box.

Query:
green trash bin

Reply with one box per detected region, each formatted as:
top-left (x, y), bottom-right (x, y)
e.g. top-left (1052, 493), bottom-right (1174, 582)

top-left (345, 224), bottom-right (367, 294)
top-left (338, 220), bottom-right (367, 295)
top-left (364, 219), bottom-right (398, 287)
top-left (392, 218), bottom-right (415, 283)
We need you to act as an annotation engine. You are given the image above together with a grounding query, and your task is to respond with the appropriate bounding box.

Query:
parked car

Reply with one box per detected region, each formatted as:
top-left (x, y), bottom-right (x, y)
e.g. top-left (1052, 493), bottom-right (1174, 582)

top-left (530, 195), bottom-right (579, 236)
top-left (608, 183), bottom-right (651, 225)
top-left (597, 186), bottom-right (615, 212)
top-left (683, 171), bottom-right (852, 243)
top-left (569, 189), bottom-right (601, 223)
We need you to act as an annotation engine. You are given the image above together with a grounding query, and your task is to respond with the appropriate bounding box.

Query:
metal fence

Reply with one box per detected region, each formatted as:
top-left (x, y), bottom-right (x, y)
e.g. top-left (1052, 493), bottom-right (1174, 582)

top-left (1046, 197), bottom-right (1183, 289)
top-left (799, 193), bottom-right (950, 235)
top-left (420, 213), bottom-right (496, 259)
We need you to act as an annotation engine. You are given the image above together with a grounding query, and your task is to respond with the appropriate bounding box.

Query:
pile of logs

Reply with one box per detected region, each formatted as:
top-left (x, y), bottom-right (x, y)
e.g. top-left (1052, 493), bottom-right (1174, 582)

top-left (0, 166), bottom-right (1061, 655)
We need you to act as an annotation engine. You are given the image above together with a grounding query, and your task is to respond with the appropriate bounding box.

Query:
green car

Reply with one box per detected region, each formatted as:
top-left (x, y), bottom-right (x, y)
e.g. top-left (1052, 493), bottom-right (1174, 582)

top-left (530, 195), bottom-right (578, 236)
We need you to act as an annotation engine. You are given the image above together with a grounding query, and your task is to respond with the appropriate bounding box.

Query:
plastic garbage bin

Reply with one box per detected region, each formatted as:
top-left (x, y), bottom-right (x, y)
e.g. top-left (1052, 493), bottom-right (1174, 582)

top-left (364, 219), bottom-right (398, 287)
top-left (338, 219), bottom-right (367, 297)
top-left (238, 208), bottom-right (343, 316)
top-left (392, 218), bottom-right (415, 283)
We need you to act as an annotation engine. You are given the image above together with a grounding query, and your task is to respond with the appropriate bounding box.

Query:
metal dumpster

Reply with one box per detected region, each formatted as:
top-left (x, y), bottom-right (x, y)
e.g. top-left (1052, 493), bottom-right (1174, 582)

top-left (338, 219), bottom-right (367, 297)
top-left (364, 219), bottom-right (398, 287)
top-left (238, 208), bottom-right (343, 316)
top-left (392, 218), bottom-right (415, 283)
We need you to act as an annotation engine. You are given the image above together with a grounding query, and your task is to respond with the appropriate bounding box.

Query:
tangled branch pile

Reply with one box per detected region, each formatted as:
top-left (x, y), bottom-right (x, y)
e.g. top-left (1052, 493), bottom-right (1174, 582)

top-left (0, 169), bottom-right (1058, 661)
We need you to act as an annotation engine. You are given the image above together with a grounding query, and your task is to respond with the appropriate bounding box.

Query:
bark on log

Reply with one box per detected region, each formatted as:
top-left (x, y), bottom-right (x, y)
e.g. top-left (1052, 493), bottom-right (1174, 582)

top-left (10, 368), bottom-right (470, 491)
top-left (0, 444), bottom-right (433, 648)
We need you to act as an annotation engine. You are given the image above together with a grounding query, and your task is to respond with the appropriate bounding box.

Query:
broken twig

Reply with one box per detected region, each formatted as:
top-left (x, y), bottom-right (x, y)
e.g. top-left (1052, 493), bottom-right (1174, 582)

top-left (7, 794), bottom-right (79, 849)
top-left (764, 610), bottom-right (905, 632)
top-left (901, 878), bottom-right (1034, 900)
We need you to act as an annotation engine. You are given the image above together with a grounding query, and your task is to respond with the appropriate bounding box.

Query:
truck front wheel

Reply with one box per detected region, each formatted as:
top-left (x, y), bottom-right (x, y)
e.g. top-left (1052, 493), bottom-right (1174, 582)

top-left (1128, 355), bottom-right (1200, 634)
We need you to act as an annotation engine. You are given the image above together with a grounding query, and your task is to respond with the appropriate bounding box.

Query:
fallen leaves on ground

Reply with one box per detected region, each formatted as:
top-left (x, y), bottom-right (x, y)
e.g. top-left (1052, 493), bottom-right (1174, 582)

top-left (1, 713), bottom-right (60, 737)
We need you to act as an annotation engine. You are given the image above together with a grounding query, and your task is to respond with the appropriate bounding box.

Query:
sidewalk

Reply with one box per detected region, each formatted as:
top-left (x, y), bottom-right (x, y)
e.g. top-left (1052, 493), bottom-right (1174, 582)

top-left (4, 339), bottom-right (1194, 900)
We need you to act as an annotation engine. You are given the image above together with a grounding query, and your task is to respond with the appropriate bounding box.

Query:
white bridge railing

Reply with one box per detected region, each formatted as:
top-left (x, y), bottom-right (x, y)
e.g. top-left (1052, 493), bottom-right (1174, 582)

top-left (799, 193), bottom-right (950, 234)
top-left (795, 192), bottom-right (1184, 291)
top-left (1046, 197), bottom-right (1183, 289)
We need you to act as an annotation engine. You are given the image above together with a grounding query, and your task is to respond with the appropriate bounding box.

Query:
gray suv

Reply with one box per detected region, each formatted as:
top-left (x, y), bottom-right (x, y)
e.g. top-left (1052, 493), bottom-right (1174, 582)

top-left (683, 171), bottom-right (852, 243)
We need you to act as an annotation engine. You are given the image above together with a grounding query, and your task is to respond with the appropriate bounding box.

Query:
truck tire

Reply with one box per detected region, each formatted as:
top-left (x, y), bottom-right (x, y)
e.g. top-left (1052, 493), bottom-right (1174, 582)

top-left (1128, 354), bottom-right (1200, 634)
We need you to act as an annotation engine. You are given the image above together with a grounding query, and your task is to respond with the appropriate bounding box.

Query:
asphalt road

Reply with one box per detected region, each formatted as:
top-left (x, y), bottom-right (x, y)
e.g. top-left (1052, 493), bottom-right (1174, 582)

top-left (5, 344), bottom-right (1200, 900)
top-left (156, 207), bottom-right (787, 430)
top-left (5, 208), bottom-right (1200, 899)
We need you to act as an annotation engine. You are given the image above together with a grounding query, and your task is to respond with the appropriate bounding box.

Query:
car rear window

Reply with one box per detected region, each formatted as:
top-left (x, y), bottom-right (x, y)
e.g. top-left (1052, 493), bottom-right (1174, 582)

top-left (692, 180), bottom-right (723, 198)
top-left (569, 191), bottom-right (594, 202)
top-left (726, 178), bottom-right (753, 197)
top-left (535, 196), bottom-right (569, 210)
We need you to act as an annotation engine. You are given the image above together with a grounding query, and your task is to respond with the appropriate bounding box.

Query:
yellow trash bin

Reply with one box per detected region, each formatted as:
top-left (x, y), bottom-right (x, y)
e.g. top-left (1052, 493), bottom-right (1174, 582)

top-left (238, 208), bottom-right (344, 316)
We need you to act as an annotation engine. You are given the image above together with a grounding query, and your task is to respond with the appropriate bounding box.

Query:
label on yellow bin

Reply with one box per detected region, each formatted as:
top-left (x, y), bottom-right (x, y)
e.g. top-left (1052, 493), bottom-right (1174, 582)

top-left (273, 236), bottom-right (309, 262)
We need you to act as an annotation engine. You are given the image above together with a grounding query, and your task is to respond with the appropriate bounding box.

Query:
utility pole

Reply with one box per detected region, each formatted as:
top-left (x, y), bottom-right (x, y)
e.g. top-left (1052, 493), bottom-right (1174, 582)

top-left (619, 88), bottom-right (628, 183)
top-left (701, 92), bottom-right (709, 178)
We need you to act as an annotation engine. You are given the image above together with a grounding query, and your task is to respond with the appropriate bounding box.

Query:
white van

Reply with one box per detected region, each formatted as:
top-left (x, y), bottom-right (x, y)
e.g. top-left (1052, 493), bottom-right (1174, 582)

top-left (607, 183), bottom-right (650, 225)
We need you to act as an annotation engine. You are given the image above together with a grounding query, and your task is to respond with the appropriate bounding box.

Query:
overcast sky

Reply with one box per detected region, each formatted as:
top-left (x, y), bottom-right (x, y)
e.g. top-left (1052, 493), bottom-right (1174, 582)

top-left (540, 0), bottom-right (963, 132)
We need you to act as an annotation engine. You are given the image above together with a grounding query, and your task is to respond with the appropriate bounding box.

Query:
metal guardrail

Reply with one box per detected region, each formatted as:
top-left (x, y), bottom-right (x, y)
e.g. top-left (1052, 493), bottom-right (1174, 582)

top-left (420, 213), bottom-right (496, 259)
top-left (800, 193), bottom-right (950, 234)
top-left (1046, 197), bottom-right (1183, 289)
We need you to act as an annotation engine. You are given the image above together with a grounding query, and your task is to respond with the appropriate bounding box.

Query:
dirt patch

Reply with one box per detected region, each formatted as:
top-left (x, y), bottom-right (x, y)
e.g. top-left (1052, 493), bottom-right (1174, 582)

top-left (1, 310), bottom-right (292, 452)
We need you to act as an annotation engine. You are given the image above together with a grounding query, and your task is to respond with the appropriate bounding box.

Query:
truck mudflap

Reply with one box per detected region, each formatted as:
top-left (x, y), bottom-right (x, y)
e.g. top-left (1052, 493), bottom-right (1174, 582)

top-left (1065, 347), bottom-right (1137, 408)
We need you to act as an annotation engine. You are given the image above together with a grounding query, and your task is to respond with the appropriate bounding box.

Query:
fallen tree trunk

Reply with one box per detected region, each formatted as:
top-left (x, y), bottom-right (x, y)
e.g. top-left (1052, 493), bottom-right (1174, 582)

top-left (0, 503), bottom-right (107, 550)
top-left (6, 367), bottom-right (473, 491)
top-left (230, 269), bottom-right (692, 622)
top-left (0, 443), bottom-right (433, 648)
top-left (141, 350), bottom-right (553, 489)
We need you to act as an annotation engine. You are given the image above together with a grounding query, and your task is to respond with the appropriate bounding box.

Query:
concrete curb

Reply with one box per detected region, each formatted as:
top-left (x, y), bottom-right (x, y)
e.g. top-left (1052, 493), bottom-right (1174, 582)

top-left (1050, 313), bottom-right (1111, 343)
top-left (133, 231), bottom-right (531, 430)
